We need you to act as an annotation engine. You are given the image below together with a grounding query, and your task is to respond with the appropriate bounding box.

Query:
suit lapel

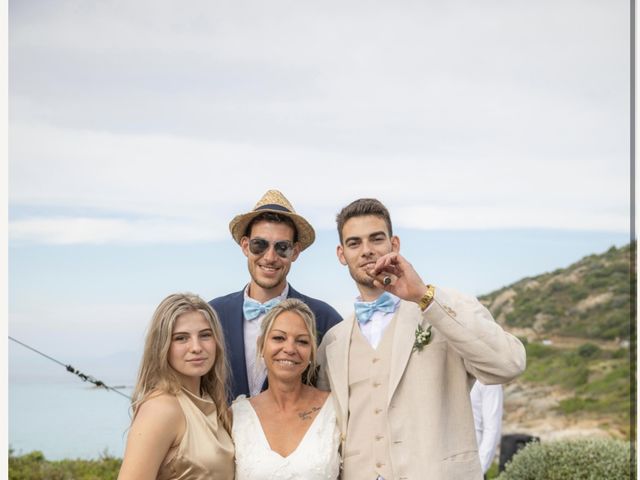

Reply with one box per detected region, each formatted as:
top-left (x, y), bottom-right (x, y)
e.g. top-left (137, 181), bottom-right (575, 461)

top-left (225, 292), bottom-right (250, 397)
top-left (326, 315), bottom-right (355, 433)
top-left (287, 284), bottom-right (301, 299)
top-left (387, 301), bottom-right (422, 405)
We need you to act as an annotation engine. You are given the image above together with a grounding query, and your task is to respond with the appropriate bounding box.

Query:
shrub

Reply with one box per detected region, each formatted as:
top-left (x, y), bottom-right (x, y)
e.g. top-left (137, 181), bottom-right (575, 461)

top-left (9, 449), bottom-right (121, 480)
top-left (612, 348), bottom-right (628, 359)
top-left (569, 285), bottom-right (589, 301)
top-left (524, 342), bottom-right (554, 359)
top-left (497, 438), bottom-right (632, 480)
top-left (558, 396), bottom-right (596, 414)
top-left (548, 280), bottom-right (568, 293)
top-left (578, 342), bottom-right (601, 358)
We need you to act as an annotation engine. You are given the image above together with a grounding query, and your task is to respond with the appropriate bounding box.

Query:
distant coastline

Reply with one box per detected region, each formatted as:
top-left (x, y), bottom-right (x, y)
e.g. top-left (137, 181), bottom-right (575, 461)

top-left (9, 382), bottom-right (131, 460)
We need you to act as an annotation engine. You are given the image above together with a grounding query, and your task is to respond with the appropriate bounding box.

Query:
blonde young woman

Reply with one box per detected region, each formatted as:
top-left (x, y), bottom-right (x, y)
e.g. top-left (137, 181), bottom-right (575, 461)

top-left (119, 293), bottom-right (235, 480)
top-left (231, 298), bottom-right (341, 479)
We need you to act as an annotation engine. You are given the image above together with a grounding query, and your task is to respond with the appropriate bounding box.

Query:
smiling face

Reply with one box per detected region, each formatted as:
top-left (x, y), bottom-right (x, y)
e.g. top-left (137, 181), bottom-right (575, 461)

top-left (261, 310), bottom-right (312, 383)
top-left (168, 310), bottom-right (217, 393)
top-left (241, 220), bottom-right (300, 302)
top-left (337, 214), bottom-right (399, 298)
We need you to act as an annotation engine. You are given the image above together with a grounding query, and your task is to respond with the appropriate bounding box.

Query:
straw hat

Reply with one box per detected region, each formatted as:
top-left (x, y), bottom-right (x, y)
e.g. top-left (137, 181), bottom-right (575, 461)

top-left (228, 190), bottom-right (316, 251)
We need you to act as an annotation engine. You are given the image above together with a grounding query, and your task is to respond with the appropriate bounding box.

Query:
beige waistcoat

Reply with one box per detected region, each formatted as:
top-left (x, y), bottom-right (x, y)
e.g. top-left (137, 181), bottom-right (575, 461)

top-left (318, 288), bottom-right (527, 479)
top-left (344, 318), bottom-right (397, 480)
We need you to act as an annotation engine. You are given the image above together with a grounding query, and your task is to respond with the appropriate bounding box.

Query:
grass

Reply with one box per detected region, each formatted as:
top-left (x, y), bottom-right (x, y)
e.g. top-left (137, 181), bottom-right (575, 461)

top-left (521, 341), bottom-right (631, 437)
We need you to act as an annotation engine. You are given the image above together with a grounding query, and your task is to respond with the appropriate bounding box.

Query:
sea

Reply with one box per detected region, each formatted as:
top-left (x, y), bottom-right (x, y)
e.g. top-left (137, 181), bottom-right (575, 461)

top-left (9, 380), bottom-right (134, 460)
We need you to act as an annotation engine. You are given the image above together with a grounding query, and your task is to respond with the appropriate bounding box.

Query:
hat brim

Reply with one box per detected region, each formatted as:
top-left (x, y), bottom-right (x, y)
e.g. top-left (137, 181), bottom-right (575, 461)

top-left (229, 209), bottom-right (316, 251)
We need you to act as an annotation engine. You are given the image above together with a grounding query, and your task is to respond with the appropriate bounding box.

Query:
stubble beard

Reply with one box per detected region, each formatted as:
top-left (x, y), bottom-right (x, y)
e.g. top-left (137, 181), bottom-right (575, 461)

top-left (254, 276), bottom-right (284, 291)
top-left (349, 266), bottom-right (375, 289)
top-left (249, 261), bottom-right (288, 293)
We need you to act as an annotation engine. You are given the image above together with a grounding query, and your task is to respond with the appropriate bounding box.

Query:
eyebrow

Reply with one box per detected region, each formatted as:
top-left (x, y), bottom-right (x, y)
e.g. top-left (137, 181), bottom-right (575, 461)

top-left (270, 329), bottom-right (310, 337)
top-left (172, 328), bottom-right (213, 335)
top-left (344, 230), bottom-right (387, 243)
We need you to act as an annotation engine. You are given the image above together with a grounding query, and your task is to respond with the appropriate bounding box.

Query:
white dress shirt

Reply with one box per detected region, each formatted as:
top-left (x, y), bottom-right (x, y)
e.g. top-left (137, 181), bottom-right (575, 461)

top-left (471, 382), bottom-right (504, 473)
top-left (243, 284), bottom-right (289, 396)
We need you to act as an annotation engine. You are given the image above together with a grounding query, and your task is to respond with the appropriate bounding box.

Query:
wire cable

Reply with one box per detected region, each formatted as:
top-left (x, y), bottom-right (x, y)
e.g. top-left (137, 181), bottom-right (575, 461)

top-left (9, 335), bottom-right (131, 400)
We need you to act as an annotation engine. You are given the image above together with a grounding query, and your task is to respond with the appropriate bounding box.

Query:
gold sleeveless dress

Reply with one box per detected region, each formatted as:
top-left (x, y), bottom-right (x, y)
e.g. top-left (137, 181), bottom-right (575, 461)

top-left (157, 388), bottom-right (235, 480)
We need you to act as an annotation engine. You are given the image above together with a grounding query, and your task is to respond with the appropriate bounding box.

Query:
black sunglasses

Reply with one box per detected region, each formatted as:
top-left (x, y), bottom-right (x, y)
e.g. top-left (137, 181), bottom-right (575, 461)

top-left (248, 238), bottom-right (294, 258)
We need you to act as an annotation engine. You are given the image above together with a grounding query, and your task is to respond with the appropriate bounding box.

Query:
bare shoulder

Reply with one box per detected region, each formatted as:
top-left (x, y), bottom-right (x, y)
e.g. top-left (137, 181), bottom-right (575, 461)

top-left (137, 391), bottom-right (182, 418)
top-left (119, 392), bottom-right (185, 480)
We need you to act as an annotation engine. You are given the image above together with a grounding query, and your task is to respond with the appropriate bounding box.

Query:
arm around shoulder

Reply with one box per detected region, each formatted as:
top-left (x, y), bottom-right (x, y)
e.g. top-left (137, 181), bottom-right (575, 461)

top-left (118, 393), bottom-right (185, 480)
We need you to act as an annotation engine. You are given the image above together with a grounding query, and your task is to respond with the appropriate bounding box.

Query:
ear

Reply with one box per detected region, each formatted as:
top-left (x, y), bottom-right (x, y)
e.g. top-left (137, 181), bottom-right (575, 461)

top-left (240, 236), bottom-right (251, 258)
top-left (290, 243), bottom-right (301, 262)
top-left (336, 244), bottom-right (347, 266)
top-left (391, 235), bottom-right (400, 253)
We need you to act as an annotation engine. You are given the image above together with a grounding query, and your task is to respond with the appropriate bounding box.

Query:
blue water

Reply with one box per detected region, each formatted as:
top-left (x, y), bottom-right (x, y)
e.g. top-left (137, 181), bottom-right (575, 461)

top-left (9, 380), bottom-right (133, 460)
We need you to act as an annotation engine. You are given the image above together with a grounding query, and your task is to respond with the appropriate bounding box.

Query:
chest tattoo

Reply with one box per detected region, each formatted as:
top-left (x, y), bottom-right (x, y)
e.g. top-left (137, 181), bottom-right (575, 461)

top-left (298, 406), bottom-right (321, 421)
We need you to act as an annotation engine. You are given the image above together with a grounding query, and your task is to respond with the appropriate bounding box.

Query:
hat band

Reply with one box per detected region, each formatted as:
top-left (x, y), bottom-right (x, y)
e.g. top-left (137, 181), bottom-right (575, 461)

top-left (255, 204), bottom-right (292, 213)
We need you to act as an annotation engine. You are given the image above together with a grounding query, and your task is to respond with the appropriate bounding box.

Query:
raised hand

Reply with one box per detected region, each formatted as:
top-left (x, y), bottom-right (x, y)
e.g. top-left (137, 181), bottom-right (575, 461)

top-left (367, 252), bottom-right (427, 304)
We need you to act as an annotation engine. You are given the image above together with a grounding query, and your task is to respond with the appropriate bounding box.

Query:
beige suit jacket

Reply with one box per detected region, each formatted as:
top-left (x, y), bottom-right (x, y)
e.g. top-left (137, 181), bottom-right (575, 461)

top-left (317, 287), bottom-right (526, 480)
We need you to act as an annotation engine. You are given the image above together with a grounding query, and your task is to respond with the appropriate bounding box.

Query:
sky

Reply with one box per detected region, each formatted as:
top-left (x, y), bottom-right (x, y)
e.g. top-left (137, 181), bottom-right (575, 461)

top-left (7, 1), bottom-right (632, 383)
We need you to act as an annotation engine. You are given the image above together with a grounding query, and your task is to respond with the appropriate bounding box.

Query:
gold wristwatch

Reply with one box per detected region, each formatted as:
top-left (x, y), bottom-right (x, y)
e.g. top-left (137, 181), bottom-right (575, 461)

top-left (418, 284), bottom-right (435, 311)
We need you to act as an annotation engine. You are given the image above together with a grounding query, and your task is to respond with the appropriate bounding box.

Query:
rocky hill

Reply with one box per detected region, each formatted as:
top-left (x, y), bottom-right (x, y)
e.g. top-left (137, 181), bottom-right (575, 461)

top-left (481, 244), bottom-right (632, 342)
top-left (479, 243), bottom-right (633, 442)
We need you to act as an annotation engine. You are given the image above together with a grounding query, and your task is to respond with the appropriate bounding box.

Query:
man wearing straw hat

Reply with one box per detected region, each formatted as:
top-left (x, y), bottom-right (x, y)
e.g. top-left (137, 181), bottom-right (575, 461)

top-left (210, 190), bottom-right (342, 400)
top-left (317, 198), bottom-right (525, 480)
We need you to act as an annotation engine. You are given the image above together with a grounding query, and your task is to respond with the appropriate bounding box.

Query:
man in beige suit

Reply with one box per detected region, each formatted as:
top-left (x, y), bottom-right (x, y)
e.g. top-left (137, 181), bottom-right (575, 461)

top-left (317, 198), bottom-right (526, 480)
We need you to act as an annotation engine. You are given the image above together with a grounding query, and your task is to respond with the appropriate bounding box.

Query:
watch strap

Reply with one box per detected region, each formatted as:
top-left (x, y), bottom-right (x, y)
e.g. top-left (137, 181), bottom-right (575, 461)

top-left (418, 284), bottom-right (435, 311)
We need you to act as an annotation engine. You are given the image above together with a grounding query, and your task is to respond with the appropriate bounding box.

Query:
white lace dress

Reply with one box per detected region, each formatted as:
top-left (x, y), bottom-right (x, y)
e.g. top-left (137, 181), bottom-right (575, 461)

top-left (231, 396), bottom-right (341, 480)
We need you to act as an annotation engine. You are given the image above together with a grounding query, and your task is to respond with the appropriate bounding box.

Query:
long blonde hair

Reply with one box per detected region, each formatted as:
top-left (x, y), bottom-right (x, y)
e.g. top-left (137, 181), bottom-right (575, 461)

top-left (131, 293), bottom-right (231, 433)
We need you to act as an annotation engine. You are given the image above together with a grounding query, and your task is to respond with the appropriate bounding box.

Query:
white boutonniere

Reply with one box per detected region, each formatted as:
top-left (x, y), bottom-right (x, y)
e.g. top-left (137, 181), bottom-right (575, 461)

top-left (413, 324), bottom-right (432, 352)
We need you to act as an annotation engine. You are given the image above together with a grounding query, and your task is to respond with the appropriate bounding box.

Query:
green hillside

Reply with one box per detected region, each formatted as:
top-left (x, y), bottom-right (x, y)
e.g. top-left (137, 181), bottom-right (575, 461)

top-left (480, 243), bottom-right (633, 341)
top-left (480, 243), bottom-right (634, 438)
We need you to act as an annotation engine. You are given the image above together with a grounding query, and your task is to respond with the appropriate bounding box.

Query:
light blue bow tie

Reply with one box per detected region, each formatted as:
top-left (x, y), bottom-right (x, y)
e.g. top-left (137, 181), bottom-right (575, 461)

top-left (243, 297), bottom-right (281, 321)
top-left (354, 292), bottom-right (397, 325)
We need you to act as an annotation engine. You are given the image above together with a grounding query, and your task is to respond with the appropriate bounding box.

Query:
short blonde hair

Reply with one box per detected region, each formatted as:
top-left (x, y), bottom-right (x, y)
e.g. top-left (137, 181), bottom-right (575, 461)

top-left (257, 298), bottom-right (318, 384)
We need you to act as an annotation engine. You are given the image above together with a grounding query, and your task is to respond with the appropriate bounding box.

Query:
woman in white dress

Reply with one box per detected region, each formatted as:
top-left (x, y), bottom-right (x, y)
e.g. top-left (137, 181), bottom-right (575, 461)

top-left (232, 298), bottom-right (341, 480)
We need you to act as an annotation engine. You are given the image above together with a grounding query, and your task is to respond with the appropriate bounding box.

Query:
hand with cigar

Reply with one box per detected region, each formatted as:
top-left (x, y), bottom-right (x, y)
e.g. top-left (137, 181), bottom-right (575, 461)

top-left (367, 252), bottom-right (430, 305)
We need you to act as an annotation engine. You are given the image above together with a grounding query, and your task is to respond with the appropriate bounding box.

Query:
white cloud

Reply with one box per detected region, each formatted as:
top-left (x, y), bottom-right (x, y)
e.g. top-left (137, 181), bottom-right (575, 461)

top-left (393, 204), bottom-right (629, 232)
top-left (9, 216), bottom-right (222, 245)
top-left (8, 0), bottom-right (631, 244)
top-left (9, 118), bottom-right (630, 245)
